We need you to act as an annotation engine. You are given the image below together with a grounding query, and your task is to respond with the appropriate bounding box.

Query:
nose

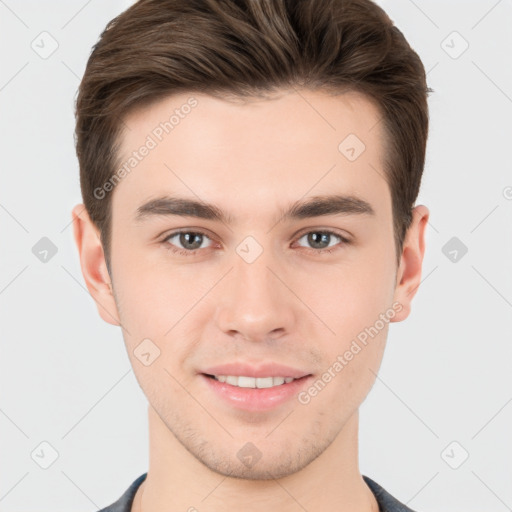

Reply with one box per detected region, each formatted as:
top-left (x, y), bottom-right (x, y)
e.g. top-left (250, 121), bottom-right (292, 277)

top-left (213, 248), bottom-right (297, 343)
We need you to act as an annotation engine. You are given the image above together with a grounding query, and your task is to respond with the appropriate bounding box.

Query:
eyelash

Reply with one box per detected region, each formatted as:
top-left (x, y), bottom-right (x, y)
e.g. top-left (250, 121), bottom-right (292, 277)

top-left (161, 229), bottom-right (351, 257)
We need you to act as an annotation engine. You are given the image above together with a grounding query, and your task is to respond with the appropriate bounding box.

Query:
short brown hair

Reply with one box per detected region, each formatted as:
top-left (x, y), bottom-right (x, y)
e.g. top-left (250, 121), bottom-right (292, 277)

top-left (75, 0), bottom-right (432, 271)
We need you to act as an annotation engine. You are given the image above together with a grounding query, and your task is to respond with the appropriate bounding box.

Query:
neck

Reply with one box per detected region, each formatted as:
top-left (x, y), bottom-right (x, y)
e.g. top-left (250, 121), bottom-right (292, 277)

top-left (133, 406), bottom-right (378, 512)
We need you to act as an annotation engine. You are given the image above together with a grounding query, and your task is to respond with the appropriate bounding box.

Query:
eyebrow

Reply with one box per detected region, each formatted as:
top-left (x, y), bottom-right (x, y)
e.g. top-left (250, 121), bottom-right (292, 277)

top-left (135, 194), bottom-right (375, 225)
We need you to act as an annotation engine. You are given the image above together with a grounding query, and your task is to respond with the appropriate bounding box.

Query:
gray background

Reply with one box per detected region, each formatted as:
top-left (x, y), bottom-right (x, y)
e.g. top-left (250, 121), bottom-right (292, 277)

top-left (1, 0), bottom-right (511, 510)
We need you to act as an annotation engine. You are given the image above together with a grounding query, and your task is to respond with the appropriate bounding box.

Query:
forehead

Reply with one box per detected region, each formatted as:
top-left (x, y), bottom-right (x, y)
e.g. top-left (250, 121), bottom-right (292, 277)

top-left (113, 88), bottom-right (390, 224)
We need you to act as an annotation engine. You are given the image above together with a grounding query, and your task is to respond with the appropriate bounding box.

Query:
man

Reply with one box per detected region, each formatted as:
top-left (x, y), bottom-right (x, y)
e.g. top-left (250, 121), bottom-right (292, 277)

top-left (72, 0), bottom-right (432, 510)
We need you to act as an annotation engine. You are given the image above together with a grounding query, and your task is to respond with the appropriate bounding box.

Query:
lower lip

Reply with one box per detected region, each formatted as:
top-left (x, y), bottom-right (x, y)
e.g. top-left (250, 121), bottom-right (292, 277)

top-left (200, 374), bottom-right (312, 412)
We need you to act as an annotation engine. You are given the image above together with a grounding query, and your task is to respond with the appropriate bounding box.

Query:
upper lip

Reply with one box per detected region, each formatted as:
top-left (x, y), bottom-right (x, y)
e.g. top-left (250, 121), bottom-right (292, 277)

top-left (201, 362), bottom-right (311, 379)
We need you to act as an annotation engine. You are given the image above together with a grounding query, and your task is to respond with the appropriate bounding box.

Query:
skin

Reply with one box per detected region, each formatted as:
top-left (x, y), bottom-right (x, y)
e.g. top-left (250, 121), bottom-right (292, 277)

top-left (72, 88), bottom-right (428, 512)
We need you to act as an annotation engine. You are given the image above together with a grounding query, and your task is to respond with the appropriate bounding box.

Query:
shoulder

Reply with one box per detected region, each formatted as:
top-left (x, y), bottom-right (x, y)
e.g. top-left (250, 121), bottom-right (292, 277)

top-left (363, 475), bottom-right (418, 512)
top-left (98, 472), bottom-right (415, 512)
top-left (97, 473), bottom-right (147, 512)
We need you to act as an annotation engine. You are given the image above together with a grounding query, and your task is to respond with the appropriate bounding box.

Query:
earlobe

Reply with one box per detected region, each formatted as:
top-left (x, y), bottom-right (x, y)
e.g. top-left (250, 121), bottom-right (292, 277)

top-left (71, 204), bottom-right (121, 326)
top-left (391, 205), bottom-right (429, 323)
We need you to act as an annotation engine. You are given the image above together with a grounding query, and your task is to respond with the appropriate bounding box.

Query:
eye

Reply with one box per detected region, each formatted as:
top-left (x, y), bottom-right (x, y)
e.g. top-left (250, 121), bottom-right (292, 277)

top-left (162, 230), bottom-right (214, 256)
top-left (161, 229), bottom-right (350, 257)
top-left (294, 230), bottom-right (350, 254)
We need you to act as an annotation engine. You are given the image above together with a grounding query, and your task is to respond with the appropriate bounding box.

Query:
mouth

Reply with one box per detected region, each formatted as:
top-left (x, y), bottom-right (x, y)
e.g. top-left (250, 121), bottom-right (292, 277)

top-left (200, 372), bottom-right (313, 412)
top-left (203, 374), bottom-right (304, 388)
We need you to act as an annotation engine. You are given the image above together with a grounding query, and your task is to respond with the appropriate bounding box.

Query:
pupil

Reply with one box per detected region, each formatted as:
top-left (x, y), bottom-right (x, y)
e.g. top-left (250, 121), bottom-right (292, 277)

top-left (180, 232), bottom-right (202, 250)
top-left (308, 232), bottom-right (329, 249)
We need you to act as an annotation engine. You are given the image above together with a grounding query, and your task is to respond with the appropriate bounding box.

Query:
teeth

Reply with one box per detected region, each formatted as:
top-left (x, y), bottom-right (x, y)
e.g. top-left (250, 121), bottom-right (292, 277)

top-left (226, 375), bottom-right (238, 386)
top-left (256, 377), bottom-right (274, 388)
top-left (213, 375), bottom-right (296, 388)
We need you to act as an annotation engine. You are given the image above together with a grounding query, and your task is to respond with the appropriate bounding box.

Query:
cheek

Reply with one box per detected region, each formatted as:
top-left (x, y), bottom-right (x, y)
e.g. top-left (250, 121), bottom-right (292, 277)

top-left (111, 249), bottom-right (219, 346)
top-left (302, 253), bottom-right (396, 339)
top-left (112, 224), bottom-right (397, 342)
top-left (110, 250), bottom-right (171, 335)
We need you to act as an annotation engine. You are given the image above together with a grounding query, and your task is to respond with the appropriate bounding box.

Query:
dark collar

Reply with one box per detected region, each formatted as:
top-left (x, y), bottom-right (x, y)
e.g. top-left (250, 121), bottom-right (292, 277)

top-left (99, 473), bottom-right (418, 512)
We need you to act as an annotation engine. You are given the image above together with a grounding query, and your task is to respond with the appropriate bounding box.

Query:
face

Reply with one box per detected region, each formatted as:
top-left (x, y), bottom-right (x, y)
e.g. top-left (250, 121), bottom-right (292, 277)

top-left (74, 88), bottom-right (427, 480)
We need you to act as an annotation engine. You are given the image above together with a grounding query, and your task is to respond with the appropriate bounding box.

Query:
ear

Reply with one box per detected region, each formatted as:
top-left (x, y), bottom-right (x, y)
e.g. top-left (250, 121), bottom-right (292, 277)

top-left (391, 205), bottom-right (429, 322)
top-left (71, 204), bottom-right (120, 326)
